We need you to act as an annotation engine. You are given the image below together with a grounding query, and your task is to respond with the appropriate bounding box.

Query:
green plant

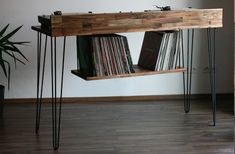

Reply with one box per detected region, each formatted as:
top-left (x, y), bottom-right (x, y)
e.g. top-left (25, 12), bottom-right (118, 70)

top-left (0, 24), bottom-right (29, 88)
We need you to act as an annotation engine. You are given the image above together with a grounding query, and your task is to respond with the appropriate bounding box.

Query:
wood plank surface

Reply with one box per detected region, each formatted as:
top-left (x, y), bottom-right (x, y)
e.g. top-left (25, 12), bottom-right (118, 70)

top-left (33, 9), bottom-right (223, 36)
top-left (0, 99), bottom-right (233, 153)
top-left (71, 66), bottom-right (186, 80)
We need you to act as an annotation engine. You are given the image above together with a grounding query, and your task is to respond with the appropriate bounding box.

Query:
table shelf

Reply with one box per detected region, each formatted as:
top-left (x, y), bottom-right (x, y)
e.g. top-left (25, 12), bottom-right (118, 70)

top-left (71, 65), bottom-right (186, 80)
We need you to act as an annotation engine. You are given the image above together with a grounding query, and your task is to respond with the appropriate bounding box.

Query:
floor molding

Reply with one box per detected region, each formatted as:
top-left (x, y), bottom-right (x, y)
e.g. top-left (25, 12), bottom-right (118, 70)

top-left (4, 93), bottom-right (233, 104)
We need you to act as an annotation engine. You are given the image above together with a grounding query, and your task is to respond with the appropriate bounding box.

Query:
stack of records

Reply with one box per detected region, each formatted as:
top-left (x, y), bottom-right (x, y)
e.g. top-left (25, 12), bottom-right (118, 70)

top-left (138, 31), bottom-right (180, 71)
top-left (77, 34), bottom-right (135, 77)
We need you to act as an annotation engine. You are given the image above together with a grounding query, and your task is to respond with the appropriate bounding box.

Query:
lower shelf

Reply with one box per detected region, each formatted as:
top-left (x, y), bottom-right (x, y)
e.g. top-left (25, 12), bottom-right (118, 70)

top-left (71, 65), bottom-right (186, 81)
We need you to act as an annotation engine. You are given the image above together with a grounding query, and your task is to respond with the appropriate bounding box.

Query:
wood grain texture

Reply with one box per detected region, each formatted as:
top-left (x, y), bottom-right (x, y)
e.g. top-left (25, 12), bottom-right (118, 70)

top-left (0, 99), bottom-right (233, 153)
top-left (33, 9), bottom-right (223, 36)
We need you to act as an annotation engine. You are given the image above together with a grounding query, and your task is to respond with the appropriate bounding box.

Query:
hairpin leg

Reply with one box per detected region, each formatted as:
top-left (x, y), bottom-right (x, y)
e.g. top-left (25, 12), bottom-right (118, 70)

top-left (36, 33), bottom-right (47, 134)
top-left (181, 29), bottom-right (194, 113)
top-left (207, 28), bottom-right (216, 126)
top-left (51, 36), bottom-right (66, 150)
top-left (179, 30), bottom-right (186, 113)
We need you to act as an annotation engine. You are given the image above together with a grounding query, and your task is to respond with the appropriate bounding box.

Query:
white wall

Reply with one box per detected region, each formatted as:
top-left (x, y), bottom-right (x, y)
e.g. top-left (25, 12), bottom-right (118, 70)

top-left (0, 0), bottom-right (233, 98)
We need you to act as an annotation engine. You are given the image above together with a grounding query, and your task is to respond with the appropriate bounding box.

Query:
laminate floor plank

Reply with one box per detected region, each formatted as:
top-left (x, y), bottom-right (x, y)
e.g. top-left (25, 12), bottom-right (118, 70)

top-left (0, 99), bottom-right (233, 154)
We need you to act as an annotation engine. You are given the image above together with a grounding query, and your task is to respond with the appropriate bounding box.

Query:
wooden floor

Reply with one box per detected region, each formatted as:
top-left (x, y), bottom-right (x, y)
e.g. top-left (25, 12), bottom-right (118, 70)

top-left (0, 98), bottom-right (233, 154)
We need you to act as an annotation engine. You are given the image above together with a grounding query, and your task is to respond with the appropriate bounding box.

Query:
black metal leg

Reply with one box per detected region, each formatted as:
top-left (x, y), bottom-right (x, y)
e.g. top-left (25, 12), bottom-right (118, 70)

top-left (188, 29), bottom-right (194, 112)
top-left (50, 37), bottom-right (55, 148)
top-left (36, 33), bottom-right (48, 134)
top-left (51, 36), bottom-right (66, 150)
top-left (57, 37), bottom-right (66, 148)
top-left (36, 32), bottom-right (40, 134)
top-left (53, 37), bottom-right (57, 149)
top-left (178, 31), bottom-right (181, 69)
top-left (207, 28), bottom-right (216, 126)
top-left (183, 29), bottom-right (194, 113)
top-left (36, 32), bottom-right (42, 134)
top-left (179, 30), bottom-right (186, 112)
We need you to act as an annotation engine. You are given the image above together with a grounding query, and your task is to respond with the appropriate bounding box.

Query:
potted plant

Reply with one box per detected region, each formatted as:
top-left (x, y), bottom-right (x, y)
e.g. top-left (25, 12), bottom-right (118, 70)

top-left (0, 24), bottom-right (29, 115)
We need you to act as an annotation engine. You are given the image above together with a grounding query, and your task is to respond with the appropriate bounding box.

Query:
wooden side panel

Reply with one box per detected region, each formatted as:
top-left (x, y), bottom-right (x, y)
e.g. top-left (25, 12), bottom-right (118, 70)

top-left (48, 9), bottom-right (223, 36)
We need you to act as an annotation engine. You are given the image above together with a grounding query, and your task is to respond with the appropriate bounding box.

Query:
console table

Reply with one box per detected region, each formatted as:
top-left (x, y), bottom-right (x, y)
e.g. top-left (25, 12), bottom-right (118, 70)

top-left (32, 8), bottom-right (223, 150)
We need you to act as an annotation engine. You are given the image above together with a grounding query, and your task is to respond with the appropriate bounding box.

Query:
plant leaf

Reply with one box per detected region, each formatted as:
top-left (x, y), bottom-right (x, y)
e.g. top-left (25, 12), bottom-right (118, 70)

top-left (0, 25), bottom-right (23, 44)
top-left (0, 25), bottom-right (29, 89)
top-left (1, 43), bottom-right (28, 62)
top-left (12, 52), bottom-right (17, 68)
top-left (2, 49), bottom-right (25, 65)
top-left (7, 41), bottom-right (30, 45)
top-left (0, 24), bottom-right (9, 37)
top-left (8, 43), bottom-right (28, 61)
top-left (0, 45), bottom-right (17, 51)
